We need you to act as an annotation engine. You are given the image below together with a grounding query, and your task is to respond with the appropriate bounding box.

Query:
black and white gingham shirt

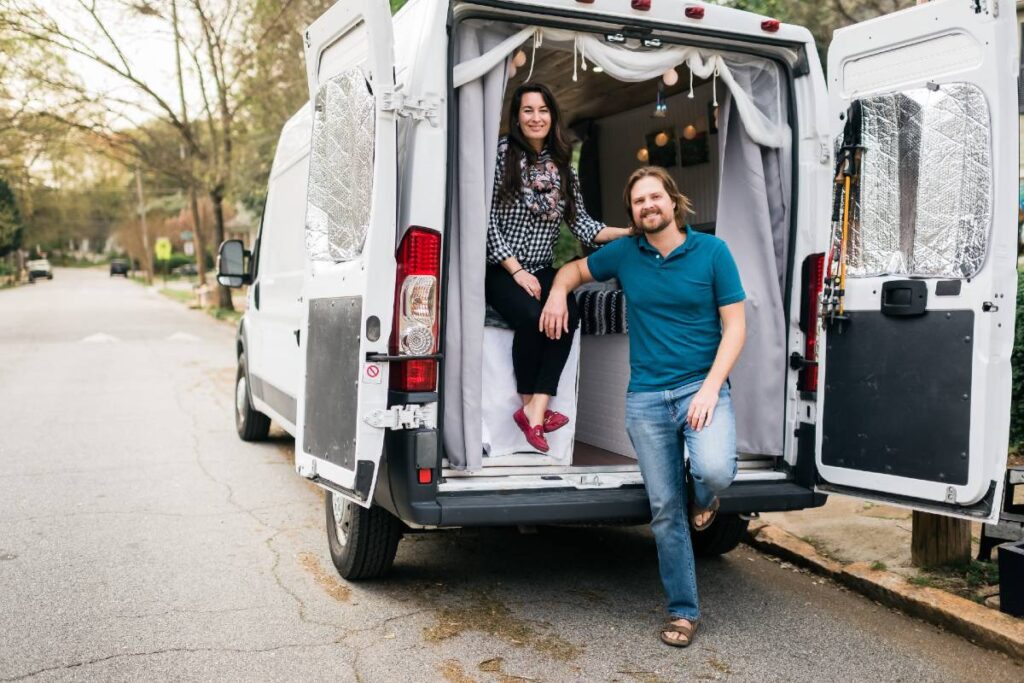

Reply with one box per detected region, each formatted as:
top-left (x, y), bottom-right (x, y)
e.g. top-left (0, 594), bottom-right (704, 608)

top-left (486, 137), bottom-right (604, 272)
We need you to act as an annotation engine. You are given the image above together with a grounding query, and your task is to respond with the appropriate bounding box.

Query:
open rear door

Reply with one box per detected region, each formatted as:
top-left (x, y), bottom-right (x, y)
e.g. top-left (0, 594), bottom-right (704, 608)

top-left (293, 0), bottom-right (397, 506)
top-left (818, 0), bottom-right (1018, 522)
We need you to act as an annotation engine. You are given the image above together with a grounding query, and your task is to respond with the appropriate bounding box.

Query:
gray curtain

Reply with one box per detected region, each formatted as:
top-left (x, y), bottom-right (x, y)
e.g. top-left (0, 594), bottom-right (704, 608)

top-left (443, 25), bottom-right (509, 470)
top-left (715, 85), bottom-right (791, 457)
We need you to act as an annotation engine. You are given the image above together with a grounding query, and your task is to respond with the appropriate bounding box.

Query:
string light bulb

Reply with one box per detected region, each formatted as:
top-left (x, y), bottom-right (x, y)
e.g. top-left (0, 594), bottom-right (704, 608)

top-left (636, 147), bottom-right (649, 162)
top-left (655, 131), bottom-right (669, 147)
top-left (513, 50), bottom-right (527, 68)
top-left (662, 68), bottom-right (678, 86)
top-left (682, 125), bottom-right (698, 141)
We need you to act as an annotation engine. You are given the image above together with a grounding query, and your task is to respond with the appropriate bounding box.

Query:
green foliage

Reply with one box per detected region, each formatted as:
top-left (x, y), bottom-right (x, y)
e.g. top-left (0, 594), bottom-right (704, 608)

top-left (1010, 273), bottom-right (1024, 448)
top-left (0, 177), bottom-right (23, 257)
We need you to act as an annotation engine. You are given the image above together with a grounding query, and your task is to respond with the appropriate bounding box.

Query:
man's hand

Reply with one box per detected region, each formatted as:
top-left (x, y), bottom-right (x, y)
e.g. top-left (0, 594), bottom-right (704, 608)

top-left (539, 289), bottom-right (570, 340)
top-left (686, 382), bottom-right (720, 431)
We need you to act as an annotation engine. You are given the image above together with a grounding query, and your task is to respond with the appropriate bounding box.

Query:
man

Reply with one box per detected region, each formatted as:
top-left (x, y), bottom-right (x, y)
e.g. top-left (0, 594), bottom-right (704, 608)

top-left (539, 166), bottom-right (746, 647)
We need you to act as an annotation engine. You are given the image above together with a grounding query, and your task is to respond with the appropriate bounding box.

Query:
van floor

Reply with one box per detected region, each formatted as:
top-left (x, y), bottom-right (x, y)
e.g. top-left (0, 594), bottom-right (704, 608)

top-left (572, 441), bottom-right (635, 466)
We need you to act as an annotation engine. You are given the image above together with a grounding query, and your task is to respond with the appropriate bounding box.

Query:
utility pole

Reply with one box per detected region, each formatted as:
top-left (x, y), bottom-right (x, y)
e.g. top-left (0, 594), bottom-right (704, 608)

top-left (135, 167), bottom-right (153, 285)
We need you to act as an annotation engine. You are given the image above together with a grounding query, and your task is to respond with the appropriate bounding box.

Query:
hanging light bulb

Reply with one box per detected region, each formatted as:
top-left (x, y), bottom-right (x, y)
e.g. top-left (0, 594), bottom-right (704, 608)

top-left (509, 63), bottom-right (518, 78)
top-left (682, 125), bottom-right (698, 141)
top-left (655, 131), bottom-right (669, 147)
top-left (637, 147), bottom-right (649, 163)
top-left (662, 68), bottom-right (678, 87)
top-left (513, 50), bottom-right (527, 68)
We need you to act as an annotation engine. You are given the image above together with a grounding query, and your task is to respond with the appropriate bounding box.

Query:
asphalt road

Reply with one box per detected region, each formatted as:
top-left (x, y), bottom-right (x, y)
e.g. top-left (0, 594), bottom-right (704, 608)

top-left (0, 268), bottom-right (1020, 682)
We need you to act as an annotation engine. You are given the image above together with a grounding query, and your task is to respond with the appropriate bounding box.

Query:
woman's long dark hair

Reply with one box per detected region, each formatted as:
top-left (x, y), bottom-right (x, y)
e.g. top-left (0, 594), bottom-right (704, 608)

top-left (500, 83), bottom-right (577, 226)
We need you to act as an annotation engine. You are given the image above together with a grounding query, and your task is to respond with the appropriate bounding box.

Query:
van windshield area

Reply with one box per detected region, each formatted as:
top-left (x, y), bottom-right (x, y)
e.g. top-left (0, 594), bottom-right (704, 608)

top-left (446, 20), bottom-right (794, 476)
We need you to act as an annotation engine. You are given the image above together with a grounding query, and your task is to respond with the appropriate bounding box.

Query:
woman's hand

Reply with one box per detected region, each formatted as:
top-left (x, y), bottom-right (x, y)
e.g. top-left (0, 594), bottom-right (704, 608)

top-left (539, 289), bottom-right (570, 339)
top-left (513, 269), bottom-right (542, 300)
top-left (686, 382), bottom-right (720, 431)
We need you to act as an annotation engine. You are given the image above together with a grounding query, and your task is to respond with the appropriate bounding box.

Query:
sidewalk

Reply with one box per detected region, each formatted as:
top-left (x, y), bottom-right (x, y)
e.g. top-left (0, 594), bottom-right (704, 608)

top-left (749, 493), bottom-right (1024, 659)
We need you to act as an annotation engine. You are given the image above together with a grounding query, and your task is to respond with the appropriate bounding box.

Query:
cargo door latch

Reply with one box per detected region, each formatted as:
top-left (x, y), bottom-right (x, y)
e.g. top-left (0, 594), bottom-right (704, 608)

top-left (380, 89), bottom-right (441, 127)
top-left (365, 403), bottom-right (437, 430)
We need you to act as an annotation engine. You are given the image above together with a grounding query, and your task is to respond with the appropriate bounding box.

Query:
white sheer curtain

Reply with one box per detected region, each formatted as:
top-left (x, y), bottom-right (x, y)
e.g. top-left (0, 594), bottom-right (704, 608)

top-left (453, 25), bottom-right (786, 148)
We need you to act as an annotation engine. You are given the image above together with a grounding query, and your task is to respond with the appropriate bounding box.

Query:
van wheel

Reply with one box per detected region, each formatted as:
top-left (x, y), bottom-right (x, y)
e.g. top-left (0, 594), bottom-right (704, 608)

top-left (325, 492), bottom-right (402, 580)
top-left (235, 354), bottom-right (270, 441)
top-left (691, 513), bottom-right (748, 557)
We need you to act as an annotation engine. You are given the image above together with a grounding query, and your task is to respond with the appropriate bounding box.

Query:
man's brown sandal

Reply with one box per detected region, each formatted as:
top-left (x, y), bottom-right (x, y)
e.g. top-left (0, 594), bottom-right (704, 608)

top-left (660, 619), bottom-right (698, 647)
top-left (691, 497), bottom-right (720, 532)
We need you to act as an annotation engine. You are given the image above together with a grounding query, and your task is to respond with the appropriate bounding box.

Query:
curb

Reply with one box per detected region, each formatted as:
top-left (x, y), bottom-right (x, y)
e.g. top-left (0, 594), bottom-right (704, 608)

top-left (745, 521), bottom-right (1024, 660)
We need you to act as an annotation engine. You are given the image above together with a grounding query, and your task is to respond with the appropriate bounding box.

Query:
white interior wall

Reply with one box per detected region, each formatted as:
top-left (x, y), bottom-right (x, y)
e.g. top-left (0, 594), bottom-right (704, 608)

top-left (595, 82), bottom-right (720, 228)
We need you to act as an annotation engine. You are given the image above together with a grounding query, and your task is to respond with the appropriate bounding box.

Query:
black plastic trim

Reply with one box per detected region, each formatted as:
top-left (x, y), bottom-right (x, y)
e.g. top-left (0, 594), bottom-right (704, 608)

top-left (388, 390), bottom-right (439, 407)
top-left (433, 480), bottom-right (823, 527)
top-left (816, 481), bottom-right (996, 520)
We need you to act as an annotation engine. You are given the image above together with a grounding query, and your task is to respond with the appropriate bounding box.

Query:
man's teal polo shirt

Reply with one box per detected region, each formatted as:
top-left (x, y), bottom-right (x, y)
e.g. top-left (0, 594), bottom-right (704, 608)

top-left (586, 226), bottom-right (746, 393)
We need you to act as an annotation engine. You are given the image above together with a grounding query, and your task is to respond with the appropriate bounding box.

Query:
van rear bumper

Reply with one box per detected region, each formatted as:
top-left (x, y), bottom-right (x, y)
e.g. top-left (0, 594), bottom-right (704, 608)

top-left (402, 480), bottom-right (825, 528)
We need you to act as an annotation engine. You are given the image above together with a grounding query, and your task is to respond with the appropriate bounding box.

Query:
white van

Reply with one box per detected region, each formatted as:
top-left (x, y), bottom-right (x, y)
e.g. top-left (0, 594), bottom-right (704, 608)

top-left (217, 0), bottom-right (1019, 579)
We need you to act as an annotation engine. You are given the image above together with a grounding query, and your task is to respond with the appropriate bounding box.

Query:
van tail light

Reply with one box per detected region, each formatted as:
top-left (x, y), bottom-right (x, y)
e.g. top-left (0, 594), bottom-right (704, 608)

top-left (798, 253), bottom-right (825, 394)
top-left (685, 6), bottom-right (705, 19)
top-left (390, 227), bottom-right (441, 392)
top-left (761, 19), bottom-right (780, 33)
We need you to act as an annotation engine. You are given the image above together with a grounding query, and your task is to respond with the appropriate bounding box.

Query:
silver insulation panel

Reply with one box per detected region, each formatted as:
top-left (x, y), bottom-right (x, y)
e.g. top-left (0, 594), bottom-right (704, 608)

top-left (305, 67), bottom-right (376, 262)
top-left (850, 83), bottom-right (991, 279)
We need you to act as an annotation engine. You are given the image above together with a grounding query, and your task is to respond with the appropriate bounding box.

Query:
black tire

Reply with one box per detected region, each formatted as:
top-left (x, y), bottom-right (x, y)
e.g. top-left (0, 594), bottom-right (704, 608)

top-left (235, 353), bottom-right (270, 441)
top-left (47, 274), bottom-right (53, 280)
top-left (325, 491), bottom-right (402, 580)
top-left (691, 513), bottom-right (748, 557)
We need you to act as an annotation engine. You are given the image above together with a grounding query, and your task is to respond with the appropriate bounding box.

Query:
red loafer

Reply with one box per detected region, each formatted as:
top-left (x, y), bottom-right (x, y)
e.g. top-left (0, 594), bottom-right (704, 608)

top-left (543, 410), bottom-right (570, 433)
top-left (513, 408), bottom-right (550, 453)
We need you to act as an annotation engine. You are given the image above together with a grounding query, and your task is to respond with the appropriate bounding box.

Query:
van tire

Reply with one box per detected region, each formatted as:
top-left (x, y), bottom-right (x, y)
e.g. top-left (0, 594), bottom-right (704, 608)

top-left (325, 492), bottom-right (402, 580)
top-left (235, 353), bottom-right (270, 441)
top-left (691, 513), bottom-right (748, 557)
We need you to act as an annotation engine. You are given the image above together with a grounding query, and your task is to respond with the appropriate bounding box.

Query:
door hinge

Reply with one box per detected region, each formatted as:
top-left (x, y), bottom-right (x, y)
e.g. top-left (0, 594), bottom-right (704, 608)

top-left (380, 89), bottom-right (442, 127)
top-left (365, 403), bottom-right (437, 430)
top-left (819, 139), bottom-right (832, 165)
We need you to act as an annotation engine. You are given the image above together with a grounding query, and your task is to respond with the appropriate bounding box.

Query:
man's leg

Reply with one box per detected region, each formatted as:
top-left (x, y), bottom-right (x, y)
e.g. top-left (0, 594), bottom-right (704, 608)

top-left (676, 383), bottom-right (738, 512)
top-left (625, 391), bottom-right (700, 626)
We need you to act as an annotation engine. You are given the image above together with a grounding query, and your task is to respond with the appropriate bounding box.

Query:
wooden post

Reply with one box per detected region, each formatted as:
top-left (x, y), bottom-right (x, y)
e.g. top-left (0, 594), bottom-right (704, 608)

top-left (911, 511), bottom-right (971, 567)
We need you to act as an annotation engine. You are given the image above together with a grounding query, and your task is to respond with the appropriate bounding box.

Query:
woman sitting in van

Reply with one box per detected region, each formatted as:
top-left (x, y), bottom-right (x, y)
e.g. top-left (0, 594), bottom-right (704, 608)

top-left (486, 82), bottom-right (632, 453)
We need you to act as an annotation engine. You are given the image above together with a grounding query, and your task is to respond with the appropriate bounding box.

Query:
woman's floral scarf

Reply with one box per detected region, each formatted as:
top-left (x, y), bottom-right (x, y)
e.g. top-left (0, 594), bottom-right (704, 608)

top-left (519, 151), bottom-right (564, 222)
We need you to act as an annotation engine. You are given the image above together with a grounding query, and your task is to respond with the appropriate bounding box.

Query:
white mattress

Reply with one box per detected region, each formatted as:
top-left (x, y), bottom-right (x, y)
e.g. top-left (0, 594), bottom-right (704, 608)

top-left (576, 335), bottom-right (636, 458)
top-left (481, 327), bottom-right (580, 465)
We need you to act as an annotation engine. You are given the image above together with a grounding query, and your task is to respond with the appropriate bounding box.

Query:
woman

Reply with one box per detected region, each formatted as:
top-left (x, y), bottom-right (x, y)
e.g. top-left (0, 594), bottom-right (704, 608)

top-left (486, 83), bottom-right (631, 453)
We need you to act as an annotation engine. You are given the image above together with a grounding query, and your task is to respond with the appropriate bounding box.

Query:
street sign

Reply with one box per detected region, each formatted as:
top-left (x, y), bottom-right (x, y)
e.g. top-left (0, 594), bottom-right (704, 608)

top-left (183, 241), bottom-right (195, 257)
top-left (180, 231), bottom-right (193, 241)
top-left (154, 237), bottom-right (172, 261)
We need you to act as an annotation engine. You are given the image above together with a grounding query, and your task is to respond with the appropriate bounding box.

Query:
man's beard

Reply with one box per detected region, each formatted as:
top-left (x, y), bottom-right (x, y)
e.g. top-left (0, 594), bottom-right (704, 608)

top-left (636, 210), bottom-right (672, 234)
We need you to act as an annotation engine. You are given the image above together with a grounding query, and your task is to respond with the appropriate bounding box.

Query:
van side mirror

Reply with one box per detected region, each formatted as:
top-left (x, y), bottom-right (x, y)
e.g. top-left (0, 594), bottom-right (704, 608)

top-left (217, 239), bottom-right (251, 287)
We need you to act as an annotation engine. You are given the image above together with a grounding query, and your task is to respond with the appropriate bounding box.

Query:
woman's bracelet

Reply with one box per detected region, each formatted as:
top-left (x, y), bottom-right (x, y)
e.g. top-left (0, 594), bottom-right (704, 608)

top-left (510, 267), bottom-right (524, 277)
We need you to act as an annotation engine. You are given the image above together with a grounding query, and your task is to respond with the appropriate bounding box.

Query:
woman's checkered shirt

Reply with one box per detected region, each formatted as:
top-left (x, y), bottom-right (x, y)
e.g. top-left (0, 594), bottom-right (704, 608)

top-left (486, 137), bottom-right (604, 272)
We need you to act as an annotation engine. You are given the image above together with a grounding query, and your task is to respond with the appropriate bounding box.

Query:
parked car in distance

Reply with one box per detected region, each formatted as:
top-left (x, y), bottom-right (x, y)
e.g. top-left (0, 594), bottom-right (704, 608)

top-left (27, 259), bottom-right (52, 282)
top-left (171, 263), bottom-right (198, 276)
top-left (109, 259), bottom-right (130, 277)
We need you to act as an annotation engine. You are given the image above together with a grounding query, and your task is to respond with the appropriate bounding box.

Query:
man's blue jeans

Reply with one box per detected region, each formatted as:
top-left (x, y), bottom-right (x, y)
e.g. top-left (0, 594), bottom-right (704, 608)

top-left (625, 380), bottom-right (738, 621)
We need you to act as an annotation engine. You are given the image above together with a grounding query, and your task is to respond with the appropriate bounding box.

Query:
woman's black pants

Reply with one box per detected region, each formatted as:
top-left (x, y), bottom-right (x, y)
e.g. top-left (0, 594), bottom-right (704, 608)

top-left (485, 264), bottom-right (580, 397)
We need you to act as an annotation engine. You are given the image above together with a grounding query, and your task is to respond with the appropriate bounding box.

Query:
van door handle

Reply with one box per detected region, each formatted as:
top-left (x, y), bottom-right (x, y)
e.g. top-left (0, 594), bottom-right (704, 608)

top-left (880, 280), bottom-right (927, 316)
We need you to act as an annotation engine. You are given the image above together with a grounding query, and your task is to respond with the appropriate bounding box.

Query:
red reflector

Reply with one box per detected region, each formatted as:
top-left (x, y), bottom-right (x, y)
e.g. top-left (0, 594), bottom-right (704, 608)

top-left (575, 0), bottom-right (594, 3)
top-left (800, 254), bottom-right (825, 394)
top-left (391, 359), bottom-right (437, 392)
top-left (396, 227), bottom-right (441, 277)
top-left (685, 6), bottom-right (704, 19)
top-left (761, 19), bottom-right (780, 32)
top-left (417, 468), bottom-right (433, 485)
top-left (631, 0), bottom-right (651, 10)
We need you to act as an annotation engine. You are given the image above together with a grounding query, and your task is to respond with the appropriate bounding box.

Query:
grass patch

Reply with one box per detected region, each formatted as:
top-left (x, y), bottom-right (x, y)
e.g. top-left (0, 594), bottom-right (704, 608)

top-left (909, 560), bottom-right (1000, 602)
top-left (870, 561), bottom-right (887, 571)
top-left (159, 288), bottom-right (196, 305)
top-left (210, 306), bottom-right (242, 324)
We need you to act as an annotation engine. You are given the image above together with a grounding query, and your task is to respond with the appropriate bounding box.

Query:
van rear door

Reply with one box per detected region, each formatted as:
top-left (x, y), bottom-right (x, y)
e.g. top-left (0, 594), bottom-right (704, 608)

top-left (817, 0), bottom-right (1017, 522)
top-left (293, 0), bottom-right (397, 507)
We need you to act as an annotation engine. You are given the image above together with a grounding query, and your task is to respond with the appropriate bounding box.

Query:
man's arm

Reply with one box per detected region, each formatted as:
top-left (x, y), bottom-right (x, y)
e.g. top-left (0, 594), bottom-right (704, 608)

top-left (539, 259), bottom-right (594, 340)
top-left (687, 302), bottom-right (746, 431)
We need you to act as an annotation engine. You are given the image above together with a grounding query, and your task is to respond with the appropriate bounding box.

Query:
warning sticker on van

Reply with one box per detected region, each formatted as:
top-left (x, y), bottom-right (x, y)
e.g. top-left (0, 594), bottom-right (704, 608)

top-left (363, 363), bottom-right (382, 384)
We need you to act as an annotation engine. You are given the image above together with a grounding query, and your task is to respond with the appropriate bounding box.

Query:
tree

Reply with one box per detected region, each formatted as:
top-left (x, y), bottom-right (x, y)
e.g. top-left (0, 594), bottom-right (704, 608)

top-left (0, 177), bottom-right (23, 257)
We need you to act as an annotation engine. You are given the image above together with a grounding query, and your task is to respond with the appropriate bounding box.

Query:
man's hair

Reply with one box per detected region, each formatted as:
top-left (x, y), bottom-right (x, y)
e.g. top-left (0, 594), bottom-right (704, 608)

top-left (622, 166), bottom-right (695, 230)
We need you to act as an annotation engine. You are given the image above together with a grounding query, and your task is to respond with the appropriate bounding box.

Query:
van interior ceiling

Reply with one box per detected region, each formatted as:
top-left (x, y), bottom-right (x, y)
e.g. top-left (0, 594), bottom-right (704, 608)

top-left (444, 20), bottom-right (794, 476)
